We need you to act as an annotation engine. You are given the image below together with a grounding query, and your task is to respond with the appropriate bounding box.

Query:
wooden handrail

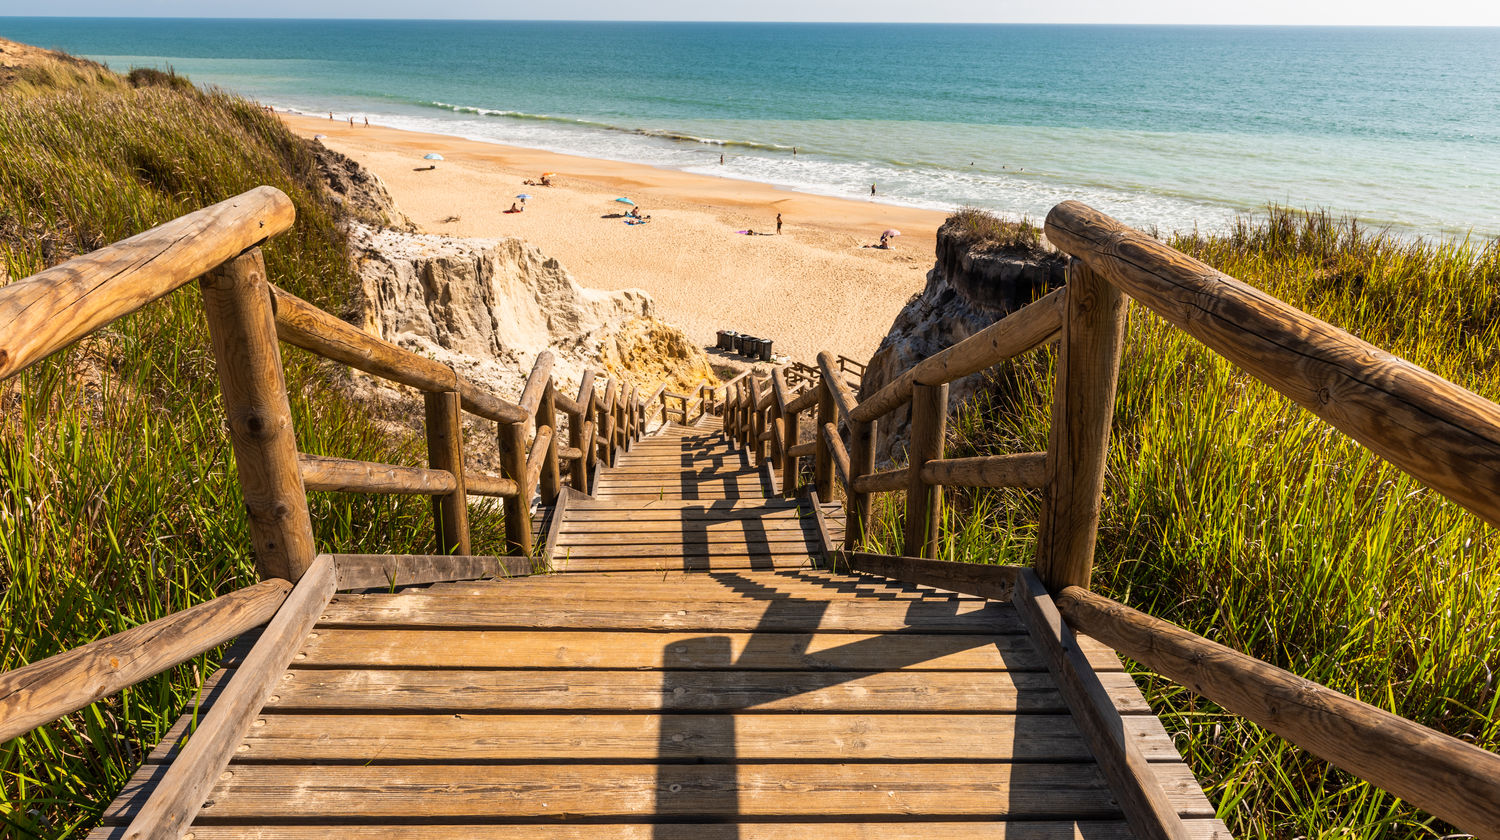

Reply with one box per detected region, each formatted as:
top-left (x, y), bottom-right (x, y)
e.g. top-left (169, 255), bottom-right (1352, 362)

top-left (851, 287), bottom-right (1064, 424)
top-left (525, 425), bottom-right (556, 496)
top-left (0, 580), bottom-right (291, 742)
top-left (465, 470), bottom-right (519, 497)
top-left (517, 351), bottom-right (556, 418)
top-left (1047, 200), bottom-right (1500, 529)
top-left (852, 466), bottom-right (908, 494)
top-left (822, 422), bottom-right (851, 485)
top-left (0, 187), bottom-right (295, 381)
top-left (269, 285), bottom-right (527, 425)
top-left (299, 453), bottom-right (457, 495)
top-left (1056, 585), bottom-right (1500, 836)
top-left (816, 351), bottom-right (861, 420)
top-left (921, 452), bottom-right (1049, 488)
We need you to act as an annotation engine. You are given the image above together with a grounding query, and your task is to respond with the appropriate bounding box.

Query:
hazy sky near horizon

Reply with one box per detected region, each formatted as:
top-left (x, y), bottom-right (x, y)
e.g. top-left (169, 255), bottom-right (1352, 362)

top-left (5, 1), bottom-right (1499, 26)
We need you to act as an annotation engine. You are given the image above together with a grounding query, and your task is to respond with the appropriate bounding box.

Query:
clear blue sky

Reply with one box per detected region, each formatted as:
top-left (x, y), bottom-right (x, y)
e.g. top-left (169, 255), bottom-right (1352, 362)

top-left (5, 0), bottom-right (1498, 25)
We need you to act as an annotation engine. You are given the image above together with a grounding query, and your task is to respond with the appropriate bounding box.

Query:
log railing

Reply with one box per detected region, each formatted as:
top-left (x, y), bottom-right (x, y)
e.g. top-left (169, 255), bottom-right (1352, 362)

top-left (0, 187), bottom-right (649, 760)
top-left (737, 202), bottom-right (1500, 836)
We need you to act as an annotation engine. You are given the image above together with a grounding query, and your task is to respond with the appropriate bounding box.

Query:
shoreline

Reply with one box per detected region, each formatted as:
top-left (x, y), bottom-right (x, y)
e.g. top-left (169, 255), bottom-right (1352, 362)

top-left (283, 113), bottom-right (949, 365)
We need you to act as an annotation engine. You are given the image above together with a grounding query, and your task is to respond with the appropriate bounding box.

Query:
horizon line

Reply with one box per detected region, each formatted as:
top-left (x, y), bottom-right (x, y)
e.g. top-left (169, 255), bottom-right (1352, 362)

top-left (3, 15), bottom-right (1498, 27)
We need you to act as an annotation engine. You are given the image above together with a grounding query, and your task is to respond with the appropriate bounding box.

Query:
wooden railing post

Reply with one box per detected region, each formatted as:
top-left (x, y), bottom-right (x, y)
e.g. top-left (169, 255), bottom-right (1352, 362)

top-left (778, 380), bottom-right (800, 499)
top-left (536, 380), bottom-right (561, 502)
top-left (845, 416), bottom-right (875, 551)
top-left (498, 419), bottom-right (532, 556)
top-left (569, 373), bottom-right (594, 493)
top-left (200, 248), bottom-right (317, 582)
top-left (1037, 261), bottom-right (1128, 590)
top-left (813, 379), bottom-right (836, 501)
top-left (750, 378), bottom-right (767, 465)
top-left (424, 389), bottom-right (470, 555)
top-left (904, 382), bottom-right (947, 559)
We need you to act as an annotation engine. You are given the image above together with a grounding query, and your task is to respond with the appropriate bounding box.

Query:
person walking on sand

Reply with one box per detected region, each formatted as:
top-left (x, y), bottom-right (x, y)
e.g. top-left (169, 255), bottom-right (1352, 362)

top-left (776, 213), bottom-right (783, 234)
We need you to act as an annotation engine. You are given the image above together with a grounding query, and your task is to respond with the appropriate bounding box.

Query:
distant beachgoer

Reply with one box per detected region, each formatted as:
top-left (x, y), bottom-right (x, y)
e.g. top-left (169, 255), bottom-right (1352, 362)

top-left (720, 154), bottom-right (725, 165)
top-left (776, 213), bottom-right (782, 234)
top-left (364, 116), bottom-right (369, 126)
top-left (508, 202), bottom-right (523, 213)
top-left (792, 147), bottom-right (797, 156)
top-left (629, 206), bottom-right (642, 219)
top-left (871, 184), bottom-right (876, 196)
top-left (328, 112), bottom-right (334, 120)
top-left (879, 232), bottom-right (890, 248)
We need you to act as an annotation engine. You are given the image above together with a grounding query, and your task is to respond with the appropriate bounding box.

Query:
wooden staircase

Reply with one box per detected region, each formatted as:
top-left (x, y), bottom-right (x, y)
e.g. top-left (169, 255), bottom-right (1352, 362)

top-left (93, 416), bottom-right (1228, 839)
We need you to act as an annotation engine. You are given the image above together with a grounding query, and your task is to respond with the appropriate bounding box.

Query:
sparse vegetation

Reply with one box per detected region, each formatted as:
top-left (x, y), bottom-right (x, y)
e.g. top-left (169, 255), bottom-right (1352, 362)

top-left (0, 51), bottom-right (505, 837)
top-left (942, 206), bottom-right (1052, 260)
top-left (864, 206), bottom-right (1500, 839)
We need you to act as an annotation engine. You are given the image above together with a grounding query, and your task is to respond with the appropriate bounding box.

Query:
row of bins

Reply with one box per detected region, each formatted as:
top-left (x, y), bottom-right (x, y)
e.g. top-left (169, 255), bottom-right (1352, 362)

top-left (716, 330), bottom-right (773, 362)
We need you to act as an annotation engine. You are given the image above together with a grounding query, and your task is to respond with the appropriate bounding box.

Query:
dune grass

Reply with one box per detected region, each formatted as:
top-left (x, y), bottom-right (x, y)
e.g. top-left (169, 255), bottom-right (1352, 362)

top-left (0, 63), bottom-right (506, 836)
top-left (861, 208), bottom-right (1500, 838)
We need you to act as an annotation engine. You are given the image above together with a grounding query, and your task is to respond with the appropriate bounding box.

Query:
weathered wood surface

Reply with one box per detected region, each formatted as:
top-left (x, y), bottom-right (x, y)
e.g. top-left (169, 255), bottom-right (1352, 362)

top-left (119, 555), bottom-right (336, 840)
top-left (1058, 584), bottom-right (1500, 836)
top-left (852, 465), bottom-right (907, 494)
top-left (904, 382), bottom-right (947, 558)
top-left (91, 822), bottom-right (1233, 840)
top-left (463, 470), bottom-right (519, 497)
top-left (524, 424), bottom-right (555, 497)
top-left (424, 389), bottom-right (470, 554)
top-left (851, 287), bottom-right (1065, 423)
top-left (270, 286), bottom-right (454, 394)
top-left (817, 350), bottom-right (862, 420)
top-left (331, 553), bottom-right (530, 591)
top-left (201, 249), bottom-right (318, 582)
top-left (497, 419), bottom-right (532, 555)
top-left (516, 350), bottom-right (555, 416)
top-left (836, 552), bottom-right (1020, 602)
top-left (1037, 264), bottom-right (1128, 590)
top-left (822, 422), bottom-right (852, 486)
top-left (921, 452), bottom-right (1049, 488)
top-left (1015, 571), bottom-right (1190, 840)
top-left (298, 453), bottom-right (456, 495)
top-left (0, 580), bottom-right (289, 742)
top-left (0, 187), bottom-right (295, 381)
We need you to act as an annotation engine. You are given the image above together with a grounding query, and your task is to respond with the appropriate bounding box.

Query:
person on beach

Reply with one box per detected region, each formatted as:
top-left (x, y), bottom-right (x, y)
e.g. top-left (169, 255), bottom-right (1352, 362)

top-left (871, 183), bottom-right (877, 196)
top-left (364, 116), bottom-right (369, 126)
top-left (628, 206), bottom-right (642, 219)
top-left (879, 231), bottom-right (890, 248)
top-left (507, 202), bottom-right (523, 213)
top-left (776, 213), bottom-right (783, 234)
top-left (720, 154), bottom-right (725, 165)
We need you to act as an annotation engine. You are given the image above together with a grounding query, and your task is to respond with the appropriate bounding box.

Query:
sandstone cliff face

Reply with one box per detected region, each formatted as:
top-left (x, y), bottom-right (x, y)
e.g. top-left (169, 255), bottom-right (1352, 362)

top-left (859, 223), bottom-right (1066, 466)
top-left (350, 223), bottom-right (656, 403)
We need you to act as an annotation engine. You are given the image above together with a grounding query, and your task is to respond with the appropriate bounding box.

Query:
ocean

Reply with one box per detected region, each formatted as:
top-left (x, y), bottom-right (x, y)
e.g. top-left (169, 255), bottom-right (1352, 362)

top-left (4, 18), bottom-right (1498, 239)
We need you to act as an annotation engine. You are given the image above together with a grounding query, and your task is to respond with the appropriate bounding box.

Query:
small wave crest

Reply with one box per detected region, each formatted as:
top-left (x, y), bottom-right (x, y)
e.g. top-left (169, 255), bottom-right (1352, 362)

top-left (424, 100), bottom-right (792, 153)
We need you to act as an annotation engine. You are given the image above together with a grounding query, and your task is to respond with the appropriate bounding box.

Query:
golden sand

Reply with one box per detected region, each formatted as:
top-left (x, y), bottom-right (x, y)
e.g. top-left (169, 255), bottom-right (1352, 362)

top-left (285, 114), bottom-right (947, 364)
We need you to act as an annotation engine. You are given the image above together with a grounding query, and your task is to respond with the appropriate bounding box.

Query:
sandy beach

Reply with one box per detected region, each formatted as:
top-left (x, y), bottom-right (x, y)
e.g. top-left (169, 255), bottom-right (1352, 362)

top-left (284, 114), bottom-right (948, 365)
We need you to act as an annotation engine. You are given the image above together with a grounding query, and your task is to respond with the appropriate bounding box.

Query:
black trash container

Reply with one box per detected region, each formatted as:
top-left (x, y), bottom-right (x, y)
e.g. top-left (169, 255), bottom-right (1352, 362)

top-left (731, 334), bottom-right (746, 354)
top-left (717, 330), bottom-right (737, 351)
top-left (758, 338), bottom-right (773, 362)
top-left (740, 336), bottom-right (761, 357)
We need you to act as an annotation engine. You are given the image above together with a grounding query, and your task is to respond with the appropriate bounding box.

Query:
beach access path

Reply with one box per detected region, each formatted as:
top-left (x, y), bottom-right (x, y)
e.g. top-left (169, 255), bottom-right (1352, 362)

top-left (284, 114), bottom-right (947, 364)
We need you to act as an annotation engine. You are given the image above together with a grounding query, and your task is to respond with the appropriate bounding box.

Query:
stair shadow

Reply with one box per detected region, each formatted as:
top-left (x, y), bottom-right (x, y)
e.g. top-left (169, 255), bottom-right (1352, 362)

top-left (653, 570), bottom-right (1067, 834)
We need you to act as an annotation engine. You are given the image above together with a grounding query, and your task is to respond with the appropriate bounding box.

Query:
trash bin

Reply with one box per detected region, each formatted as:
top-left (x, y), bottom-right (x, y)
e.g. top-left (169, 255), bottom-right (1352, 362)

top-left (717, 330), bottom-right (736, 351)
top-left (740, 336), bottom-right (761, 358)
top-left (758, 338), bottom-right (773, 362)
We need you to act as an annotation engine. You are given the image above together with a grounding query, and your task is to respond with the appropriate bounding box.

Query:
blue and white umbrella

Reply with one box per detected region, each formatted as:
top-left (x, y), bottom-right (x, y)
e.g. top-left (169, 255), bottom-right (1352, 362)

top-left (614, 197), bottom-right (635, 206)
top-left (516, 194), bottom-right (532, 201)
top-left (423, 153), bottom-right (444, 161)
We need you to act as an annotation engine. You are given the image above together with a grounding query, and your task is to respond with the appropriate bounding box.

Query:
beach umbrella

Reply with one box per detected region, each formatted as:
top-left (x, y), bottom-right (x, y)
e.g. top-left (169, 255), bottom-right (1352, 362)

top-left (615, 197), bottom-right (636, 206)
top-left (541, 172), bottom-right (557, 177)
top-left (424, 153), bottom-right (444, 161)
top-left (882, 229), bottom-right (902, 238)
top-left (313, 134), bottom-right (327, 140)
top-left (516, 194), bottom-right (532, 201)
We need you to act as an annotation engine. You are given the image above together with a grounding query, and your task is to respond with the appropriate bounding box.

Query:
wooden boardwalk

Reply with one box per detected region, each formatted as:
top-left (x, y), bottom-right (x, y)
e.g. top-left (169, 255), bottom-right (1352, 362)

top-left (92, 416), bottom-right (1228, 838)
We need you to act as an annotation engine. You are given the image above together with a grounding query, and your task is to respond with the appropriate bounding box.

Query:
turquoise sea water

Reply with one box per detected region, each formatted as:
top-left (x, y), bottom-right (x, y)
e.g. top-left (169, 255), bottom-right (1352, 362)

top-left (4, 18), bottom-right (1499, 238)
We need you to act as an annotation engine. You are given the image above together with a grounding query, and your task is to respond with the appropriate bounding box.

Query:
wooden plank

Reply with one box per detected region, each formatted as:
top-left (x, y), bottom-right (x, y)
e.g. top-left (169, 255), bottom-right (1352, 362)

top-left (559, 520), bottom-right (818, 534)
top-left (201, 248), bottom-right (318, 582)
top-left (837, 552), bottom-right (1020, 602)
top-left (90, 821), bottom-right (1229, 840)
top-left (851, 287), bottom-right (1065, 424)
top-left (298, 453), bottom-right (455, 495)
top-left (0, 581), bottom-right (288, 742)
top-left (557, 542), bottom-right (818, 558)
top-left (556, 529), bottom-right (815, 545)
top-left (118, 555), bottom-right (337, 840)
top-left (0, 187), bottom-right (294, 381)
top-left (331, 553), bottom-right (530, 591)
top-left (541, 485), bottom-right (577, 570)
top-left (295, 629), bottom-right (1071, 672)
top-left (567, 499), bottom-right (802, 511)
top-left (548, 556), bottom-right (814, 573)
top-left (263, 668), bottom-right (1074, 713)
top-left (1058, 583), bottom-right (1500, 836)
top-left (242, 713), bottom-right (1097, 761)
top-left (1036, 263), bottom-right (1128, 590)
top-left (314, 596), bottom-right (1022, 633)
top-left (922, 452), bottom-right (1049, 489)
top-left (1013, 570), bottom-right (1190, 840)
top-left (110, 762), bottom-right (1125, 821)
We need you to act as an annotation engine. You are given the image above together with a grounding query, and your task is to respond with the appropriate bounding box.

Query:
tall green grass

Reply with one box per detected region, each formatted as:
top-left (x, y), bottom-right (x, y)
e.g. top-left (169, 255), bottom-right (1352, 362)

top-left (0, 61), bottom-right (504, 836)
top-left (864, 209), bottom-right (1500, 838)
